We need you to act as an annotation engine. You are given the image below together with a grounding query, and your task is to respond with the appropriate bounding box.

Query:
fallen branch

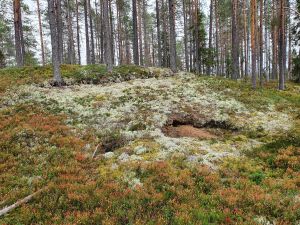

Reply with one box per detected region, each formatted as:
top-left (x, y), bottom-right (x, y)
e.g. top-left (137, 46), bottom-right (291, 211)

top-left (92, 144), bottom-right (100, 159)
top-left (0, 188), bottom-right (45, 217)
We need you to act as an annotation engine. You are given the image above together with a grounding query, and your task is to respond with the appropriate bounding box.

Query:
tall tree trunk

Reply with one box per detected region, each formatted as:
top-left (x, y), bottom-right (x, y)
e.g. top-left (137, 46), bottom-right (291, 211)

top-left (243, 0), bottom-right (248, 77)
top-left (88, 0), bottom-right (96, 64)
top-left (57, 0), bottom-right (63, 63)
top-left (278, 0), bottom-right (285, 90)
top-left (143, 0), bottom-right (150, 66)
top-left (168, 0), bottom-right (177, 72)
top-left (183, 0), bottom-right (189, 71)
top-left (109, 0), bottom-right (114, 64)
top-left (251, 0), bottom-right (257, 88)
top-left (207, 0), bottom-right (213, 75)
top-left (36, 0), bottom-right (45, 65)
top-left (76, 0), bottom-right (81, 64)
top-left (264, 0), bottom-right (269, 81)
top-left (138, 0), bottom-right (143, 65)
top-left (259, 0), bottom-right (263, 86)
top-left (47, 0), bottom-right (63, 85)
top-left (132, 0), bottom-right (139, 65)
top-left (67, 0), bottom-right (75, 64)
top-left (215, 0), bottom-right (220, 75)
top-left (13, 0), bottom-right (24, 67)
top-left (103, 0), bottom-right (113, 71)
top-left (194, 0), bottom-right (200, 73)
top-left (232, 0), bottom-right (239, 79)
top-left (156, 0), bottom-right (162, 67)
top-left (84, 0), bottom-right (91, 64)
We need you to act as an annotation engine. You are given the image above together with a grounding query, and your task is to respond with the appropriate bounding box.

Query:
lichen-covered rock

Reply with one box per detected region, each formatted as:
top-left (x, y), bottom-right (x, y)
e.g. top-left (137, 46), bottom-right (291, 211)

top-left (1, 73), bottom-right (294, 169)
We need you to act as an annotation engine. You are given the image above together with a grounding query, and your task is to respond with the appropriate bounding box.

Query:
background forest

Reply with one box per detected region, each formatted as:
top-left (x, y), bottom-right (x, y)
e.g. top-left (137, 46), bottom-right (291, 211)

top-left (0, 0), bottom-right (299, 87)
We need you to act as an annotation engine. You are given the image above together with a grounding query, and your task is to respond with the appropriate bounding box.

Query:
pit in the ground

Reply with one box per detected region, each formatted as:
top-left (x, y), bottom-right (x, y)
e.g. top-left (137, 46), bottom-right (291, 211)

top-left (162, 113), bottom-right (236, 139)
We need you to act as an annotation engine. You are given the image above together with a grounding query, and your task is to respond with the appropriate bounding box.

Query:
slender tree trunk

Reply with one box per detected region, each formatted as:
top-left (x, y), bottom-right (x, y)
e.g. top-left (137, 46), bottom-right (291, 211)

top-left (168, 0), bottom-right (176, 72)
top-left (232, 0), bottom-right (239, 79)
top-left (132, 0), bottom-right (139, 65)
top-left (84, 0), bottom-right (91, 64)
top-left (88, 0), bottom-right (96, 64)
top-left (215, 0), bottom-right (220, 75)
top-left (194, 0), bottom-right (200, 73)
top-left (67, 0), bottom-right (75, 64)
top-left (13, 0), bottom-right (24, 67)
top-left (183, 0), bottom-right (189, 71)
top-left (143, 0), bottom-right (150, 66)
top-left (156, 0), bottom-right (162, 67)
top-left (36, 0), bottom-right (45, 65)
top-left (207, 0), bottom-right (213, 75)
top-left (264, 0), bottom-right (269, 81)
top-left (76, 0), bottom-right (81, 65)
top-left (287, 0), bottom-right (291, 78)
top-left (103, 0), bottom-right (113, 71)
top-left (243, 0), bottom-right (248, 77)
top-left (109, 0), bottom-right (114, 64)
top-left (138, 0), bottom-right (143, 65)
top-left (259, 0), bottom-right (263, 86)
top-left (251, 0), bottom-right (257, 88)
top-left (278, 0), bottom-right (285, 90)
top-left (47, 0), bottom-right (63, 85)
top-left (57, 0), bottom-right (63, 63)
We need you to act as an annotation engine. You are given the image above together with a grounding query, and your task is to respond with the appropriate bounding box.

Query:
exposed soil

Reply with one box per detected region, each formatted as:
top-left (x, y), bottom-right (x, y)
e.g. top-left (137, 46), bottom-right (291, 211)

top-left (162, 113), bottom-right (237, 138)
top-left (163, 125), bottom-right (217, 139)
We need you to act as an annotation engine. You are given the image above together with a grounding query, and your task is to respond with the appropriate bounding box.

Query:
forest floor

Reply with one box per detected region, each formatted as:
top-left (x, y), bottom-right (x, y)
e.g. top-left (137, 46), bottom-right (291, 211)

top-left (0, 65), bottom-right (300, 224)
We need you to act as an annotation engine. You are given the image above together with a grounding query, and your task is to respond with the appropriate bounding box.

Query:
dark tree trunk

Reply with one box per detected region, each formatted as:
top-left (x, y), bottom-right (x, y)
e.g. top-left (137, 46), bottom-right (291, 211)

top-left (84, 0), bottom-right (91, 64)
top-left (88, 0), bottom-right (96, 64)
top-left (156, 0), bottom-right (162, 67)
top-left (251, 0), bottom-right (257, 88)
top-left (278, 0), bottom-right (285, 90)
top-left (67, 0), bottom-right (75, 64)
top-left (103, 0), bottom-right (113, 71)
top-left (132, 0), bottom-right (139, 65)
top-left (232, 0), bottom-right (239, 79)
top-left (76, 0), bottom-right (81, 65)
top-left (168, 0), bottom-right (177, 72)
top-left (207, 0), bottom-right (213, 75)
top-left (47, 0), bottom-right (63, 85)
top-left (13, 0), bottom-right (25, 67)
top-left (183, 0), bottom-right (189, 71)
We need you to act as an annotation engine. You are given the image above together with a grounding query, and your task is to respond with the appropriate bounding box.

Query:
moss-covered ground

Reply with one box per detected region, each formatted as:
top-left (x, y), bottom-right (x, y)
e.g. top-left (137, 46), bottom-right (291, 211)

top-left (0, 65), bottom-right (299, 224)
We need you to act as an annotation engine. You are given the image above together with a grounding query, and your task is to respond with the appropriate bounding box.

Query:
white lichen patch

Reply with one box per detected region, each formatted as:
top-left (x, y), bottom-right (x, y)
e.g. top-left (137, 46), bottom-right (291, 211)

top-left (0, 74), bottom-right (294, 169)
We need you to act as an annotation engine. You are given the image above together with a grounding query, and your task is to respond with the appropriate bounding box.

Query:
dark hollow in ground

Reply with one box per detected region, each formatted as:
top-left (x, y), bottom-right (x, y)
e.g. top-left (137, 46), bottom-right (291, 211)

top-left (162, 113), bottom-right (237, 139)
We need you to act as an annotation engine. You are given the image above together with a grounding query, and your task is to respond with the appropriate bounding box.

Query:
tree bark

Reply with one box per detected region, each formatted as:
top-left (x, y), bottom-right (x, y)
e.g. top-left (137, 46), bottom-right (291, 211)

top-left (88, 0), bottom-right (96, 64)
top-left (36, 0), bottom-right (45, 66)
top-left (259, 0), bottom-right (263, 85)
top-left (84, 0), bottom-right (91, 64)
top-left (132, 0), bottom-right (139, 65)
top-left (103, 0), bottom-right (113, 71)
top-left (168, 0), bottom-right (177, 72)
top-left (156, 0), bottom-right (162, 67)
top-left (207, 0), bottom-right (213, 75)
top-left (76, 0), bottom-right (81, 65)
top-left (278, 0), bottom-right (285, 90)
top-left (143, 0), bottom-right (150, 66)
top-left (67, 0), bottom-right (75, 64)
top-left (251, 0), bottom-right (257, 88)
top-left (232, 0), bottom-right (239, 79)
top-left (47, 0), bottom-right (63, 85)
top-left (13, 0), bottom-right (25, 67)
